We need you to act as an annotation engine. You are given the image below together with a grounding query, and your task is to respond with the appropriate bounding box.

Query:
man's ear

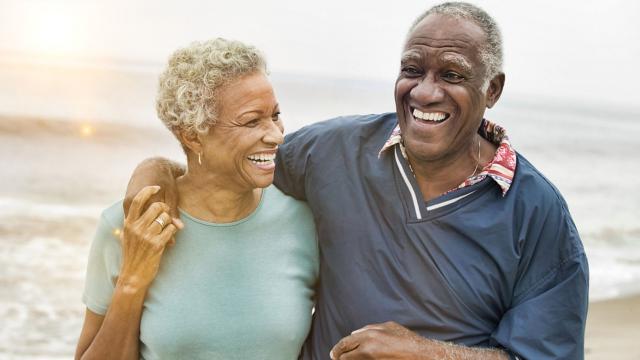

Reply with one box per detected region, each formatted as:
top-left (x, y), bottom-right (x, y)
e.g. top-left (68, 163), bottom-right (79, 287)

top-left (485, 73), bottom-right (505, 109)
top-left (176, 130), bottom-right (203, 156)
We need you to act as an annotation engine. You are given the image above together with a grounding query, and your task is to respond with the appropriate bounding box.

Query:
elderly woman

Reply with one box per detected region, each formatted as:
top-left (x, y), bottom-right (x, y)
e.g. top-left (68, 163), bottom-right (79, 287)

top-left (75, 39), bottom-right (318, 359)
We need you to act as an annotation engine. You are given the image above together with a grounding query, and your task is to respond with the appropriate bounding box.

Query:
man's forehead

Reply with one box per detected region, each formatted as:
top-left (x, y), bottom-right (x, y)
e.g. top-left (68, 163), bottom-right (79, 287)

top-left (401, 49), bottom-right (473, 72)
top-left (405, 14), bottom-right (486, 51)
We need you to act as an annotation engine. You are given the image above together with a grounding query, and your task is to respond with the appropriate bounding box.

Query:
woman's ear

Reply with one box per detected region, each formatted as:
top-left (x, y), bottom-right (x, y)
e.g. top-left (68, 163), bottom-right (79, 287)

top-left (176, 130), bottom-right (203, 156)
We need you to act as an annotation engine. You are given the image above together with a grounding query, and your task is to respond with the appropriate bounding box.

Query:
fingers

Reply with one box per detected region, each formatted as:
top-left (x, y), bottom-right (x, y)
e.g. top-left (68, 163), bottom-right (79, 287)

top-left (172, 218), bottom-right (185, 229)
top-left (156, 224), bottom-right (178, 247)
top-left (127, 186), bottom-right (161, 221)
top-left (149, 212), bottom-right (172, 234)
top-left (351, 326), bottom-right (383, 335)
top-left (330, 336), bottom-right (359, 360)
top-left (166, 218), bottom-right (184, 247)
top-left (138, 202), bottom-right (170, 228)
top-left (331, 323), bottom-right (398, 359)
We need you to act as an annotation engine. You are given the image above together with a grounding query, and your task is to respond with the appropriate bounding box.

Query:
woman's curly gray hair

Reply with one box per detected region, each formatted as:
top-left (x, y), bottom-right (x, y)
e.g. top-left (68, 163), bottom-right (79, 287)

top-left (156, 38), bottom-right (267, 136)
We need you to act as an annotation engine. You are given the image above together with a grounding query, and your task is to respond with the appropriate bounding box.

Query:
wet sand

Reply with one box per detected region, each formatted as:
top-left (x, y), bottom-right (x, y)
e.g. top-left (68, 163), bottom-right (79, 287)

top-left (585, 295), bottom-right (640, 359)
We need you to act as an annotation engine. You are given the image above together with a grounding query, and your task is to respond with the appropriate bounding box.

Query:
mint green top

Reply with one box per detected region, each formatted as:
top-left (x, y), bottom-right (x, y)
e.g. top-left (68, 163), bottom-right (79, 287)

top-left (82, 186), bottom-right (318, 360)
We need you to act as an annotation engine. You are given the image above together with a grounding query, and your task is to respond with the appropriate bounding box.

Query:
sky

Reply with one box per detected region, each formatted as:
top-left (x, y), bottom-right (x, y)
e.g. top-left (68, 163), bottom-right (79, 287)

top-left (1, 0), bottom-right (639, 109)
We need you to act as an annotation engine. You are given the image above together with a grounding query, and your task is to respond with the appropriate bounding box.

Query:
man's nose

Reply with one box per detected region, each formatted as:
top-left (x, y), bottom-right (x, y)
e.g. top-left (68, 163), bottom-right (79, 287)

top-left (411, 75), bottom-right (445, 104)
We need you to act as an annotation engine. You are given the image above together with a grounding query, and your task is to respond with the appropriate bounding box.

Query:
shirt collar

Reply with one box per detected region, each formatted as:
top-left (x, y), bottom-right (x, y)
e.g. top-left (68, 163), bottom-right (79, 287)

top-left (378, 118), bottom-right (517, 196)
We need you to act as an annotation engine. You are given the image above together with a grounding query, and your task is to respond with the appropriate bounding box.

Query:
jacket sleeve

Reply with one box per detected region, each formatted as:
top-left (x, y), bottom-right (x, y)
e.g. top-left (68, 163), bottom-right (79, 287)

top-left (274, 127), bottom-right (318, 201)
top-left (490, 201), bottom-right (589, 359)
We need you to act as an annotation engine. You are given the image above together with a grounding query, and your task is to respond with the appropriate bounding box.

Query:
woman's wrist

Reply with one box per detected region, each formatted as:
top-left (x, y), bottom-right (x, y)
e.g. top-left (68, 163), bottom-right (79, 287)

top-left (116, 274), bottom-right (151, 296)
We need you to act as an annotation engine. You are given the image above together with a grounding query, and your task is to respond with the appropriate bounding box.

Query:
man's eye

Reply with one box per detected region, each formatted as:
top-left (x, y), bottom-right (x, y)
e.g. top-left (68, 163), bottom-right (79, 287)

top-left (443, 72), bottom-right (464, 83)
top-left (272, 112), bottom-right (281, 122)
top-left (401, 67), bottom-right (422, 77)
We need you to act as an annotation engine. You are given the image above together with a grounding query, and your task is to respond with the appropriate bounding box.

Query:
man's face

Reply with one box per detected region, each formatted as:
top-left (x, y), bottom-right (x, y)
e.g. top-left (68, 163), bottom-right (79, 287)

top-left (395, 14), bottom-right (498, 164)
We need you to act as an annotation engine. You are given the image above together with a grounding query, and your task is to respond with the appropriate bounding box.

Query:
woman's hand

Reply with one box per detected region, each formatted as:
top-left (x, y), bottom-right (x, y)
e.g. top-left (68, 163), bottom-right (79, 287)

top-left (118, 185), bottom-right (181, 293)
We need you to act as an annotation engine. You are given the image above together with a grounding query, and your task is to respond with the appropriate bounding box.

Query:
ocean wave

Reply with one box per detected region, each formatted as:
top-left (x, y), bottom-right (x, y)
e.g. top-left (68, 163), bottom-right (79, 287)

top-left (586, 243), bottom-right (640, 301)
top-left (583, 227), bottom-right (640, 247)
top-left (0, 197), bottom-right (103, 219)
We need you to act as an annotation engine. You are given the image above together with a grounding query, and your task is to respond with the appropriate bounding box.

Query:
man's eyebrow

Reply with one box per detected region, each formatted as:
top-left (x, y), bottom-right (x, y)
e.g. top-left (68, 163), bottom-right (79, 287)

top-left (440, 54), bottom-right (472, 73)
top-left (400, 50), bottom-right (422, 63)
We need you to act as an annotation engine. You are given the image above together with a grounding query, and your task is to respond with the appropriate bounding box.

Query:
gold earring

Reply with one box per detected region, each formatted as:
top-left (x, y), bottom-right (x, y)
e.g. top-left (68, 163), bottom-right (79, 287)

top-left (198, 152), bottom-right (202, 166)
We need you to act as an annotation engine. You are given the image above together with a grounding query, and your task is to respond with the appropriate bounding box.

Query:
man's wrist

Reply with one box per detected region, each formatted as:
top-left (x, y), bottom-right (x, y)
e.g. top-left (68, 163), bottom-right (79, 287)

top-left (145, 157), bottom-right (185, 178)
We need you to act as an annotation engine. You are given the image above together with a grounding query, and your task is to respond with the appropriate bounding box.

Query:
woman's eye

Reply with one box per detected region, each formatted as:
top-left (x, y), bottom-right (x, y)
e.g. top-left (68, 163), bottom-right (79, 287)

top-left (272, 112), bottom-right (281, 122)
top-left (245, 119), bottom-right (260, 128)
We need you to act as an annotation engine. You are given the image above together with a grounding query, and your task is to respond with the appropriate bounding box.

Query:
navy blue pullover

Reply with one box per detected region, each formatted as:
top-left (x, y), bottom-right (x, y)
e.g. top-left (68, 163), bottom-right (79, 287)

top-left (274, 113), bottom-right (588, 360)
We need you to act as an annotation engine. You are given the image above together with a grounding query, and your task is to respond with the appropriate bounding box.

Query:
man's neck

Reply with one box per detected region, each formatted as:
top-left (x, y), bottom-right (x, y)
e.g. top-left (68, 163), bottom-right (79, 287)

top-left (409, 136), bottom-right (496, 202)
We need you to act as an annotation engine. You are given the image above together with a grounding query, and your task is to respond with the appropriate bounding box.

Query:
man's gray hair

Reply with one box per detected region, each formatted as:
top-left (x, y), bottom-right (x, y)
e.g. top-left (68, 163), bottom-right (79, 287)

top-left (409, 2), bottom-right (503, 88)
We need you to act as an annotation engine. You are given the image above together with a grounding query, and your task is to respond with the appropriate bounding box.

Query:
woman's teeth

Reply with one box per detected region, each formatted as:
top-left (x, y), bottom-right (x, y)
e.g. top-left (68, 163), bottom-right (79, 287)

top-left (413, 109), bottom-right (448, 122)
top-left (247, 153), bottom-right (276, 164)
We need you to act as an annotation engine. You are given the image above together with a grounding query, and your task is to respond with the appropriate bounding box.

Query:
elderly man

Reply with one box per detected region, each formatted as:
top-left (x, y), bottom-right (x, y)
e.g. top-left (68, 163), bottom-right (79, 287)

top-left (125, 2), bottom-right (588, 359)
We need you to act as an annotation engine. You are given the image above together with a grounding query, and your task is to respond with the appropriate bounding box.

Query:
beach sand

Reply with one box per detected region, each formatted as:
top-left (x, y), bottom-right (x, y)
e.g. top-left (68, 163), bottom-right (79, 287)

top-left (585, 295), bottom-right (640, 360)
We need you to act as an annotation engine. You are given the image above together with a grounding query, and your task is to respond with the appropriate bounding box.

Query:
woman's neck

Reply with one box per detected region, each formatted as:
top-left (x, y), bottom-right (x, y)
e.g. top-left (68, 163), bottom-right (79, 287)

top-left (176, 171), bottom-right (262, 224)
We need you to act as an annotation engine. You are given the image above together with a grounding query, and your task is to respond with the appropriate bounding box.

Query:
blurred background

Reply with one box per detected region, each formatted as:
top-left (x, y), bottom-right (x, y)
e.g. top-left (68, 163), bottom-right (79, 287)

top-left (1, 0), bottom-right (638, 358)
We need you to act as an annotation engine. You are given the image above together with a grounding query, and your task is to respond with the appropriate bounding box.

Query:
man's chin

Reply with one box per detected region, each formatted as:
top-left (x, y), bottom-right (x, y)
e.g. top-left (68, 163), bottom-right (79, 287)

top-left (404, 139), bottom-right (449, 163)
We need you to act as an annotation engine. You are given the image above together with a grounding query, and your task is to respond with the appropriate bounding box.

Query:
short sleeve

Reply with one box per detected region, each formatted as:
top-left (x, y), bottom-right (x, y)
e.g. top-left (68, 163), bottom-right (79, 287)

top-left (82, 205), bottom-right (124, 315)
top-left (490, 205), bottom-right (589, 359)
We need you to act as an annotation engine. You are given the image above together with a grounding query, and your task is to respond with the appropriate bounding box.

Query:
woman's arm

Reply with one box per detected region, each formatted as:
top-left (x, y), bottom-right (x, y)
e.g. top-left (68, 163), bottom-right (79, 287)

top-left (75, 309), bottom-right (104, 359)
top-left (76, 186), bottom-right (181, 360)
top-left (75, 286), bottom-right (146, 360)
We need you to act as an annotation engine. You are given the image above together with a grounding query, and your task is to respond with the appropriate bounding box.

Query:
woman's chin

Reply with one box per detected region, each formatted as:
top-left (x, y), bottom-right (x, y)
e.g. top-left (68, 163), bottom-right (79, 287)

top-left (249, 173), bottom-right (275, 189)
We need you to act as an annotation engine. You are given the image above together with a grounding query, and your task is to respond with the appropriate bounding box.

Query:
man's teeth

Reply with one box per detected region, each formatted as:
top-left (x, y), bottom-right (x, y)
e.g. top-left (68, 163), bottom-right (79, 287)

top-left (247, 153), bottom-right (276, 164)
top-left (412, 109), bottom-right (447, 122)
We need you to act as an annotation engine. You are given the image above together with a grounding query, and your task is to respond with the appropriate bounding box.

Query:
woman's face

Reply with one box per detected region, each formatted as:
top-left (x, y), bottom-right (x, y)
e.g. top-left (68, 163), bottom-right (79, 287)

top-left (199, 72), bottom-right (284, 191)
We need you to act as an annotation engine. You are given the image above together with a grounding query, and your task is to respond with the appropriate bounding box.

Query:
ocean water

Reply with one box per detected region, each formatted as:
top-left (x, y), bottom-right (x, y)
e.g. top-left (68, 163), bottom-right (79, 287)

top-left (1, 61), bottom-right (639, 358)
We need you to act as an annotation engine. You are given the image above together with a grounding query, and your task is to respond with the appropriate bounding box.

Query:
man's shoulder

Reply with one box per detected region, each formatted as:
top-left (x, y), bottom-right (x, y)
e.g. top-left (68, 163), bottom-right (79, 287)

top-left (512, 153), bottom-right (567, 205)
top-left (285, 112), bottom-right (397, 144)
top-left (509, 153), bottom-right (578, 236)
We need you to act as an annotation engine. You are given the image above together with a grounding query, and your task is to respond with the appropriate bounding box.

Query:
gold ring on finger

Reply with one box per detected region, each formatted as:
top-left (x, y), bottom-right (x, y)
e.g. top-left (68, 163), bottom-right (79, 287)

top-left (154, 217), bottom-right (166, 228)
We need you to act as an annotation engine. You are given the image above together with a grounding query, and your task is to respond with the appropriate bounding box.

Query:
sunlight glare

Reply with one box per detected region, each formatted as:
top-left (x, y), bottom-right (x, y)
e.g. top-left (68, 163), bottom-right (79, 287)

top-left (80, 123), bottom-right (95, 137)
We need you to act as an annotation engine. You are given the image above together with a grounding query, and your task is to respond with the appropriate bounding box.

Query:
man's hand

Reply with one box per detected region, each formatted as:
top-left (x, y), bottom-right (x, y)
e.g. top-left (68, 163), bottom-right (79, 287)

top-left (123, 157), bottom-right (185, 244)
top-left (330, 321), bottom-right (430, 360)
top-left (123, 157), bottom-right (183, 218)
top-left (330, 321), bottom-right (508, 360)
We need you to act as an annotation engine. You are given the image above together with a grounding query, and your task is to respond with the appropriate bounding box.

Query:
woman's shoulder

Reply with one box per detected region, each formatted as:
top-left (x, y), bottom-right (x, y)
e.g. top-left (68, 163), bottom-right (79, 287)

top-left (261, 186), bottom-right (314, 225)
top-left (99, 200), bottom-right (125, 227)
top-left (264, 184), bottom-right (309, 209)
top-left (90, 200), bottom-right (125, 252)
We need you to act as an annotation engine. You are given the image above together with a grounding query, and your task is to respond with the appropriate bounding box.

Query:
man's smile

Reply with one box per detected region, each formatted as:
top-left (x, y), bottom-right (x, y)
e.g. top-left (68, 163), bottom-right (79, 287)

top-left (411, 108), bottom-right (450, 124)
